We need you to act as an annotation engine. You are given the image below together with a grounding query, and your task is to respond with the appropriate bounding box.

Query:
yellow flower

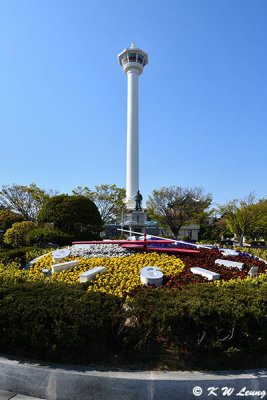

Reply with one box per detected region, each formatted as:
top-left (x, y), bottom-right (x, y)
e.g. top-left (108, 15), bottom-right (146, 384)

top-left (29, 252), bottom-right (185, 297)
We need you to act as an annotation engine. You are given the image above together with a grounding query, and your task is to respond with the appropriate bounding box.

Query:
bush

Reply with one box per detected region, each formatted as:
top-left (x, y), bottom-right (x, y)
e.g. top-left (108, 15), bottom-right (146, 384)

top-left (0, 279), bottom-right (123, 362)
top-left (4, 221), bottom-right (37, 247)
top-left (0, 210), bottom-right (25, 231)
top-left (26, 228), bottom-right (72, 246)
top-left (0, 247), bottom-right (32, 266)
top-left (109, 235), bottom-right (127, 240)
top-left (0, 260), bottom-right (36, 283)
top-left (1, 274), bottom-right (267, 368)
top-left (0, 246), bottom-right (53, 266)
top-left (124, 284), bottom-right (267, 358)
top-left (0, 232), bottom-right (4, 247)
top-left (38, 195), bottom-right (103, 239)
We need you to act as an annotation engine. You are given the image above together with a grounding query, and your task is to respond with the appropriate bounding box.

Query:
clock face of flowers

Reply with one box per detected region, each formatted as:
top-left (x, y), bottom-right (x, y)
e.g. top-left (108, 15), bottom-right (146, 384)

top-left (27, 245), bottom-right (267, 298)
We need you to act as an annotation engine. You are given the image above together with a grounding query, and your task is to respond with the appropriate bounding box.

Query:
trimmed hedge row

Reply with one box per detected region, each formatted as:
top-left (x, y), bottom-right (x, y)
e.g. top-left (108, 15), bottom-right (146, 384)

top-left (0, 247), bottom-right (53, 266)
top-left (0, 279), bottom-right (123, 362)
top-left (26, 228), bottom-right (73, 246)
top-left (125, 284), bottom-right (267, 354)
top-left (0, 247), bottom-right (34, 266)
top-left (1, 279), bottom-right (267, 367)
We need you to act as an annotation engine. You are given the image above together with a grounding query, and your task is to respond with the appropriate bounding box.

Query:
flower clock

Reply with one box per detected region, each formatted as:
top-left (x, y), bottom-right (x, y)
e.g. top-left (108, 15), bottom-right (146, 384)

top-left (26, 245), bottom-right (267, 298)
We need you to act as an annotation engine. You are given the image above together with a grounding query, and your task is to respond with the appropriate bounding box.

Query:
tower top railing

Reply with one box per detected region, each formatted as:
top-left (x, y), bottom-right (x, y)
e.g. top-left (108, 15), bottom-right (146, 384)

top-left (118, 45), bottom-right (148, 68)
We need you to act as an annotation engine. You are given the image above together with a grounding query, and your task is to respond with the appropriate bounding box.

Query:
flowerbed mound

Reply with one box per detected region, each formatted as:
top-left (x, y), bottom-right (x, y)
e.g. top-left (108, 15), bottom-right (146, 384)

top-left (1, 245), bottom-right (267, 369)
top-left (25, 246), bottom-right (267, 298)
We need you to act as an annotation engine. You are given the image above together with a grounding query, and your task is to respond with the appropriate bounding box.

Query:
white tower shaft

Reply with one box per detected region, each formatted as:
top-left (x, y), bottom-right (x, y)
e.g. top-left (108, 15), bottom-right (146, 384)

top-left (118, 44), bottom-right (148, 210)
top-left (126, 70), bottom-right (139, 208)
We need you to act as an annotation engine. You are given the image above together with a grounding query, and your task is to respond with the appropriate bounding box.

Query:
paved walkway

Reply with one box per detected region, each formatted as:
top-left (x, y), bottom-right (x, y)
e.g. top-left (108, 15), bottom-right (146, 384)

top-left (0, 390), bottom-right (45, 400)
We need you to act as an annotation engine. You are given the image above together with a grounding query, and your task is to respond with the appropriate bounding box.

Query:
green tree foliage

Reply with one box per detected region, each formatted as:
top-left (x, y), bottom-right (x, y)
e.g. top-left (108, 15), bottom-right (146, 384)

top-left (0, 183), bottom-right (56, 222)
top-left (199, 223), bottom-right (222, 242)
top-left (147, 186), bottom-right (212, 237)
top-left (219, 194), bottom-right (267, 246)
top-left (26, 227), bottom-right (72, 246)
top-left (72, 184), bottom-right (126, 223)
top-left (0, 210), bottom-right (25, 231)
top-left (38, 195), bottom-right (103, 238)
top-left (246, 199), bottom-right (267, 241)
top-left (4, 221), bottom-right (38, 247)
top-left (199, 217), bottom-right (233, 242)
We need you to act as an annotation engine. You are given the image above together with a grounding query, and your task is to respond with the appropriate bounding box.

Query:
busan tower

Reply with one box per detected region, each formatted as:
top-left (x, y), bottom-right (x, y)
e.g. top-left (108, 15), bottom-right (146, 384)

top-left (118, 44), bottom-right (148, 209)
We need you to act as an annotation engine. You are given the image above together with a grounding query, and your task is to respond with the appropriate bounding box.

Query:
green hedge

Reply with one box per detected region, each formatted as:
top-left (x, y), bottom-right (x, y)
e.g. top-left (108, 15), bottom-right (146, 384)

top-left (26, 228), bottom-right (73, 246)
top-left (0, 247), bottom-right (34, 266)
top-left (0, 279), bottom-right (123, 362)
top-left (0, 246), bottom-right (53, 266)
top-left (1, 278), bottom-right (267, 368)
top-left (122, 284), bottom-right (267, 365)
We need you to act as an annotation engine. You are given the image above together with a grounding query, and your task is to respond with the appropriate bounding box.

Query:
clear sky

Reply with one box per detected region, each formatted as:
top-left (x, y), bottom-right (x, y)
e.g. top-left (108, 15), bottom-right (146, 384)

top-left (0, 0), bottom-right (266, 207)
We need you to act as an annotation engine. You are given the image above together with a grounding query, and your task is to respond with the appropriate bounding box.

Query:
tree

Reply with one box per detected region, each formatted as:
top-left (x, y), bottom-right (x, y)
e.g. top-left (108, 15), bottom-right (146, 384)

top-left (247, 199), bottom-right (267, 240)
top-left (147, 186), bottom-right (212, 238)
top-left (4, 221), bottom-right (37, 247)
top-left (72, 184), bottom-right (126, 223)
top-left (38, 195), bottom-right (103, 239)
top-left (0, 183), bottom-right (56, 222)
top-left (218, 194), bottom-right (267, 246)
top-left (0, 210), bottom-right (25, 231)
top-left (199, 218), bottom-right (233, 242)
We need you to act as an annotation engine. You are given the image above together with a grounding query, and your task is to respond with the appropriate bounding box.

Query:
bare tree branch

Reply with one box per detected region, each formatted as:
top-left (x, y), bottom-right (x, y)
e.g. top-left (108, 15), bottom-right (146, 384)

top-left (147, 186), bottom-right (212, 238)
top-left (0, 183), bottom-right (57, 222)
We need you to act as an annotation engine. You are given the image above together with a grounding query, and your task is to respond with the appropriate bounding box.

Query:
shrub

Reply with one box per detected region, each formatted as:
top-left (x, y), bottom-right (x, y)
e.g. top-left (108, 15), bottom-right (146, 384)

top-left (1, 267), bottom-right (267, 368)
top-left (0, 279), bottom-right (123, 362)
top-left (125, 284), bottom-right (267, 356)
top-left (0, 210), bottom-right (25, 231)
top-left (38, 195), bottom-right (103, 239)
top-left (4, 221), bottom-right (37, 247)
top-left (0, 260), bottom-right (37, 283)
top-left (0, 232), bottom-right (4, 247)
top-left (26, 228), bottom-right (72, 246)
top-left (109, 235), bottom-right (127, 240)
top-left (0, 246), bottom-right (53, 266)
top-left (0, 247), bottom-right (32, 265)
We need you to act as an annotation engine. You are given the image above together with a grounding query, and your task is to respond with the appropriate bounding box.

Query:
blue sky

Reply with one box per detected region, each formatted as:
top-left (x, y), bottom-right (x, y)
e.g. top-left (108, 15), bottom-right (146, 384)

top-left (0, 0), bottom-right (266, 207)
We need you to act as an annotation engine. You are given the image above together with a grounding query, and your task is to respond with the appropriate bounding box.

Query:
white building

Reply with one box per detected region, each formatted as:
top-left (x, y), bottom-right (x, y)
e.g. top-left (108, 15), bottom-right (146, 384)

top-left (158, 224), bottom-right (200, 241)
